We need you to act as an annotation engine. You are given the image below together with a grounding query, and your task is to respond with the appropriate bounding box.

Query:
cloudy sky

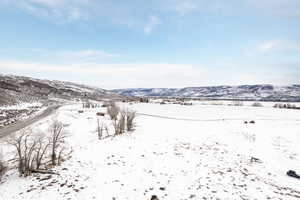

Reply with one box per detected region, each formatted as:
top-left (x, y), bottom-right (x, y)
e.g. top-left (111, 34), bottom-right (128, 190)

top-left (0, 0), bottom-right (299, 89)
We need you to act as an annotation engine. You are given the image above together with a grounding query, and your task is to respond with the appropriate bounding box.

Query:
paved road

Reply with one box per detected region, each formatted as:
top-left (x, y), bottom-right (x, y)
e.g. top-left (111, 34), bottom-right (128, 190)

top-left (0, 105), bottom-right (60, 139)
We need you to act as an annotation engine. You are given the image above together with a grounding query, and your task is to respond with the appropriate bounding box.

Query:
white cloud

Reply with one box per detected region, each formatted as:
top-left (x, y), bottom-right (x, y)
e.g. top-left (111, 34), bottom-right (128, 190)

top-left (1, 0), bottom-right (91, 22)
top-left (257, 40), bottom-right (300, 53)
top-left (30, 48), bottom-right (44, 53)
top-left (144, 16), bottom-right (160, 34)
top-left (0, 60), bottom-right (201, 77)
top-left (173, 0), bottom-right (199, 15)
top-left (248, 0), bottom-right (300, 18)
top-left (0, 59), bottom-right (298, 89)
top-left (0, 59), bottom-right (214, 89)
top-left (258, 40), bottom-right (281, 53)
top-left (68, 7), bottom-right (82, 21)
top-left (2, 0), bottom-right (300, 24)
top-left (60, 50), bottom-right (119, 59)
top-left (1, 0), bottom-right (299, 35)
top-left (170, 0), bottom-right (300, 18)
top-left (29, 0), bottom-right (65, 7)
top-left (28, 49), bottom-right (120, 62)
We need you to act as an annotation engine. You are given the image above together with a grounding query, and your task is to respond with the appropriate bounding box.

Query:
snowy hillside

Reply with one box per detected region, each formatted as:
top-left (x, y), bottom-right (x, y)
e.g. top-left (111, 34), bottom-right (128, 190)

top-left (112, 85), bottom-right (300, 102)
top-left (0, 74), bottom-right (124, 105)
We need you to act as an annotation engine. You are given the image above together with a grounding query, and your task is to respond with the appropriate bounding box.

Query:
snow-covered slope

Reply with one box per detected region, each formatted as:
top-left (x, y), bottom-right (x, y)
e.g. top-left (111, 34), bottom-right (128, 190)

top-left (112, 85), bottom-right (300, 102)
top-left (0, 74), bottom-right (124, 105)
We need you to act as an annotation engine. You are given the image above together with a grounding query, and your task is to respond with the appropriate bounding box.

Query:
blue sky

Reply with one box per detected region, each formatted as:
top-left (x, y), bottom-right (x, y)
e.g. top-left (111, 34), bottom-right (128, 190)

top-left (0, 0), bottom-right (299, 89)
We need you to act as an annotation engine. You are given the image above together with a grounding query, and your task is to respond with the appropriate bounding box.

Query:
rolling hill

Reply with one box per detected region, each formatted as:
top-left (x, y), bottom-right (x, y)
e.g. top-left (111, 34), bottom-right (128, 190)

top-left (112, 85), bottom-right (300, 102)
top-left (0, 74), bottom-right (124, 105)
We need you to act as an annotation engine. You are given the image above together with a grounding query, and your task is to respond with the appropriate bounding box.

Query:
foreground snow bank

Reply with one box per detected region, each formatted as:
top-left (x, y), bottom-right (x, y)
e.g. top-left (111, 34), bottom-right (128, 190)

top-left (0, 103), bottom-right (300, 200)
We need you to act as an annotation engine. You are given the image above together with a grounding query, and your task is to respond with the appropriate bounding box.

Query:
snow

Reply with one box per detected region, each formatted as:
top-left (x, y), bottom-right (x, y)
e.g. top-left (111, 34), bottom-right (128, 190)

top-left (0, 102), bottom-right (43, 110)
top-left (0, 102), bottom-right (300, 199)
top-left (112, 85), bottom-right (300, 101)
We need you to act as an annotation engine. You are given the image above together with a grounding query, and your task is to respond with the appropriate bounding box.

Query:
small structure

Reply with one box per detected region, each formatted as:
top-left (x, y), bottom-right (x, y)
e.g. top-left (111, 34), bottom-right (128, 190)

top-left (250, 157), bottom-right (261, 163)
top-left (140, 98), bottom-right (149, 103)
top-left (150, 195), bottom-right (159, 200)
top-left (96, 112), bottom-right (105, 116)
top-left (181, 102), bottom-right (193, 106)
top-left (287, 170), bottom-right (300, 179)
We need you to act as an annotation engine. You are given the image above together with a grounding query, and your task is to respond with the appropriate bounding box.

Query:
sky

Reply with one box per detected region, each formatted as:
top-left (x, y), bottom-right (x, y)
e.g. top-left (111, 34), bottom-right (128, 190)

top-left (0, 0), bottom-right (299, 89)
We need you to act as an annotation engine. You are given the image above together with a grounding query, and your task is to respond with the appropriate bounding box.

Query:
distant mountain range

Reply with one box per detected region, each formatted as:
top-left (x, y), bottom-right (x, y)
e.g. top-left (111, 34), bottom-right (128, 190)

top-left (0, 75), bottom-right (124, 105)
top-left (112, 85), bottom-right (300, 102)
top-left (1, 74), bottom-right (299, 105)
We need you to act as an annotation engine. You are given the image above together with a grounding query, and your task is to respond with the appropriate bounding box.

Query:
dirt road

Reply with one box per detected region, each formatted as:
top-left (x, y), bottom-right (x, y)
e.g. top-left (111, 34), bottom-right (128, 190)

top-left (0, 105), bottom-right (60, 139)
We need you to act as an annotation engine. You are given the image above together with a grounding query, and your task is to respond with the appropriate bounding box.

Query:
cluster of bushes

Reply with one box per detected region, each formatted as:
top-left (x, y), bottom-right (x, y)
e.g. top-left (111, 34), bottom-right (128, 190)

top-left (82, 101), bottom-right (99, 108)
top-left (139, 98), bottom-right (149, 103)
top-left (3, 120), bottom-right (67, 178)
top-left (273, 103), bottom-right (298, 109)
top-left (252, 102), bottom-right (263, 107)
top-left (229, 101), bottom-right (244, 106)
top-left (97, 102), bottom-right (136, 139)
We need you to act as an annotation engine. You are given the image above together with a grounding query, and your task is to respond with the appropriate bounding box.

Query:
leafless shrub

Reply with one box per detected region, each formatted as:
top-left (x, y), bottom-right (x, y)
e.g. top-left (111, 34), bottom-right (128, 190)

top-left (6, 130), bottom-right (37, 176)
top-left (273, 103), bottom-right (282, 108)
top-left (97, 119), bottom-right (108, 139)
top-left (57, 146), bottom-right (65, 166)
top-left (107, 102), bottom-right (120, 120)
top-left (83, 101), bottom-right (98, 108)
top-left (125, 110), bottom-right (136, 131)
top-left (5, 123), bottom-right (67, 177)
top-left (49, 120), bottom-right (67, 166)
top-left (34, 135), bottom-right (50, 170)
top-left (252, 102), bottom-right (263, 107)
top-left (101, 104), bottom-right (108, 108)
top-left (241, 131), bottom-right (256, 142)
top-left (231, 101), bottom-right (243, 106)
top-left (83, 101), bottom-right (91, 108)
top-left (0, 153), bottom-right (7, 182)
top-left (102, 100), bottom-right (115, 107)
top-left (274, 103), bottom-right (298, 109)
top-left (112, 112), bottom-right (125, 136)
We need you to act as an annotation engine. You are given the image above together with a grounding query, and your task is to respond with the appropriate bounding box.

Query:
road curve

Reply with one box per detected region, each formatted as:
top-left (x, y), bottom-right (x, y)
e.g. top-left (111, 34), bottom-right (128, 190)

top-left (0, 105), bottom-right (60, 139)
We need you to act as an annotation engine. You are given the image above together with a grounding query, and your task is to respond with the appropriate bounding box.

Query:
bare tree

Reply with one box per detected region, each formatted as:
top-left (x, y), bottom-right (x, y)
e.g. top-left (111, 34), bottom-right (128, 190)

top-left (49, 120), bottom-right (67, 166)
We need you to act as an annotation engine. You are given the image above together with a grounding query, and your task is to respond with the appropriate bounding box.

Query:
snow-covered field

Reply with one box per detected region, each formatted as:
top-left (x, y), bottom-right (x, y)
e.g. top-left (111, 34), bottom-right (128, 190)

top-left (1, 102), bottom-right (300, 199)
